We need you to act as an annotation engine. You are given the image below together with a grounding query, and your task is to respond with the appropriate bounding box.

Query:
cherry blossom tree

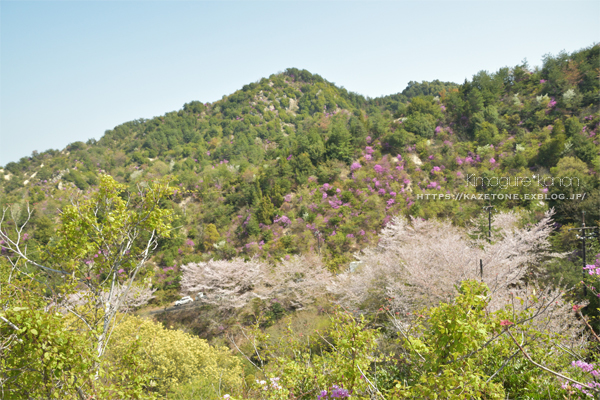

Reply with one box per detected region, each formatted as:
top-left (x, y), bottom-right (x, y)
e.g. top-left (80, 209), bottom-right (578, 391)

top-left (180, 258), bottom-right (264, 308)
top-left (65, 283), bottom-right (156, 313)
top-left (332, 210), bottom-right (582, 339)
top-left (180, 254), bottom-right (332, 310)
top-left (262, 254), bottom-right (333, 310)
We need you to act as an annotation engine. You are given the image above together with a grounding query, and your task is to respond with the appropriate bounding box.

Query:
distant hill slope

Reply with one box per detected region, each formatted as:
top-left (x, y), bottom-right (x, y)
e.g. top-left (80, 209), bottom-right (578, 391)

top-left (1, 45), bottom-right (598, 279)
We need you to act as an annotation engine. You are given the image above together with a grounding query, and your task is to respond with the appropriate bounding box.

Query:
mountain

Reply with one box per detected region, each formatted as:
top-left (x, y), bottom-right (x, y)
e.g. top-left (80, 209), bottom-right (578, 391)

top-left (1, 45), bottom-right (598, 290)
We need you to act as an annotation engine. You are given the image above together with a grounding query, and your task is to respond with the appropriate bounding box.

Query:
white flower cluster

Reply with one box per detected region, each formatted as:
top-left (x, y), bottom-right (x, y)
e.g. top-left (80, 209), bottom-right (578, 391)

top-left (535, 94), bottom-right (549, 104)
top-left (512, 93), bottom-right (522, 106)
top-left (256, 377), bottom-right (282, 391)
top-left (562, 88), bottom-right (576, 102)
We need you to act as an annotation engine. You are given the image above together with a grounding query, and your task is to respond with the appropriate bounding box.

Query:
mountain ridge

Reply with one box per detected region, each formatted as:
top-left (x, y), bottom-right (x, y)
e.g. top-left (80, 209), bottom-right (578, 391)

top-left (1, 46), bottom-right (598, 282)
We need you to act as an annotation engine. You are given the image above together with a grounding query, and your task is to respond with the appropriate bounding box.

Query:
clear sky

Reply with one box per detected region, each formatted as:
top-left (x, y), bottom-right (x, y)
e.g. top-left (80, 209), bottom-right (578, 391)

top-left (1, 1), bottom-right (598, 166)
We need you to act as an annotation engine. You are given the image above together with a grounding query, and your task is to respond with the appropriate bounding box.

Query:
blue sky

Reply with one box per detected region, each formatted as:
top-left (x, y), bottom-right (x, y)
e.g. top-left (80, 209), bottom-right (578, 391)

top-left (1, 1), bottom-right (598, 165)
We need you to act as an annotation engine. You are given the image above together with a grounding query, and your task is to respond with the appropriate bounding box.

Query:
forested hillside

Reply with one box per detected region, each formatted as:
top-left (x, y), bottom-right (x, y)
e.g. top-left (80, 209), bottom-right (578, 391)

top-left (1, 44), bottom-right (599, 399)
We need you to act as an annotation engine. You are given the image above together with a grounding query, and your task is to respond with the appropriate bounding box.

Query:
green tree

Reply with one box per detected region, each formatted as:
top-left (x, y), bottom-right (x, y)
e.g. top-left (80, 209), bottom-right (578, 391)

top-left (238, 308), bottom-right (381, 398)
top-left (564, 116), bottom-right (582, 137)
top-left (325, 121), bottom-right (353, 163)
top-left (537, 133), bottom-right (566, 167)
top-left (291, 152), bottom-right (314, 184)
top-left (395, 280), bottom-right (586, 399)
top-left (474, 121), bottom-right (499, 145)
top-left (33, 214), bottom-right (54, 245)
top-left (0, 175), bottom-right (174, 398)
top-left (257, 195), bottom-right (275, 225)
top-left (397, 281), bottom-right (505, 399)
top-left (203, 223), bottom-right (220, 251)
top-left (109, 315), bottom-right (243, 395)
top-left (407, 96), bottom-right (442, 118)
top-left (0, 275), bottom-right (97, 399)
top-left (384, 129), bottom-right (414, 154)
top-left (552, 120), bottom-right (566, 137)
top-left (296, 129), bottom-right (325, 166)
top-left (404, 112), bottom-right (436, 139)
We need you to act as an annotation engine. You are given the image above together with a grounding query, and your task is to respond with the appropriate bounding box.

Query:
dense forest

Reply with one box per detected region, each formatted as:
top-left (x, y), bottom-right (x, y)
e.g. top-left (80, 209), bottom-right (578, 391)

top-left (1, 44), bottom-right (599, 399)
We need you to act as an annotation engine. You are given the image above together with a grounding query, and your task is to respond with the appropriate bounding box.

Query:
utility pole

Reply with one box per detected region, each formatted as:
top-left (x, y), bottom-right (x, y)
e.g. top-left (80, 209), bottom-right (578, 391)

top-left (480, 259), bottom-right (483, 281)
top-left (483, 205), bottom-right (496, 244)
top-left (478, 206), bottom-right (495, 281)
top-left (569, 211), bottom-right (598, 296)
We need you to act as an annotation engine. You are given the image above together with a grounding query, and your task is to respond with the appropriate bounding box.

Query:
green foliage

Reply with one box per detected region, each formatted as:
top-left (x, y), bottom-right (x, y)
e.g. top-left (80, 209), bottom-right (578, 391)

top-left (536, 133), bottom-right (566, 167)
top-left (63, 169), bottom-right (89, 190)
top-left (383, 129), bottom-right (414, 153)
top-left (325, 120), bottom-right (353, 163)
top-left (109, 315), bottom-right (244, 395)
top-left (549, 156), bottom-right (598, 224)
top-left (51, 175), bottom-right (173, 275)
top-left (203, 223), bottom-right (220, 251)
top-left (33, 214), bottom-right (54, 245)
top-left (401, 80), bottom-right (458, 99)
top-left (131, 151), bottom-right (148, 165)
top-left (0, 282), bottom-right (96, 399)
top-left (396, 281), bottom-right (505, 399)
top-left (404, 112), bottom-right (436, 138)
top-left (297, 128), bottom-right (325, 165)
top-left (391, 280), bottom-right (586, 399)
top-left (407, 96), bottom-right (442, 119)
top-left (257, 196), bottom-right (275, 225)
top-left (243, 309), bottom-right (383, 399)
top-left (1, 175), bottom-right (175, 399)
top-left (474, 121), bottom-right (499, 145)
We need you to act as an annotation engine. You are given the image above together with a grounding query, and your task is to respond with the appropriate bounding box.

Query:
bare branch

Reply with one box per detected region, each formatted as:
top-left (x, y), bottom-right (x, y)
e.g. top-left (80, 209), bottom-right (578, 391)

top-left (0, 316), bottom-right (19, 331)
top-left (506, 328), bottom-right (598, 392)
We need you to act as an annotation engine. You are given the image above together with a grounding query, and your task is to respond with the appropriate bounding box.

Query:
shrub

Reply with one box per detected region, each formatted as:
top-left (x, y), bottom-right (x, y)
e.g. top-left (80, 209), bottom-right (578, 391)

top-left (108, 315), bottom-right (244, 395)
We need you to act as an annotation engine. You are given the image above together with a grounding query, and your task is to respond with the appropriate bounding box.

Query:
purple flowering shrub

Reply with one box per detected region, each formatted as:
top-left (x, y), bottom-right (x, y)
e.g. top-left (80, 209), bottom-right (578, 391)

top-left (210, 153), bottom-right (441, 265)
top-left (559, 360), bottom-right (600, 397)
top-left (583, 253), bottom-right (600, 299)
top-left (318, 385), bottom-right (350, 399)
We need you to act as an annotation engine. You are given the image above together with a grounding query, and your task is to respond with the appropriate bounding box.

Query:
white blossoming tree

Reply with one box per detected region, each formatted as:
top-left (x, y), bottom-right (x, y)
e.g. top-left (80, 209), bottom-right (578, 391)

top-left (180, 253), bottom-right (332, 311)
top-left (332, 210), bottom-right (583, 340)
